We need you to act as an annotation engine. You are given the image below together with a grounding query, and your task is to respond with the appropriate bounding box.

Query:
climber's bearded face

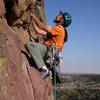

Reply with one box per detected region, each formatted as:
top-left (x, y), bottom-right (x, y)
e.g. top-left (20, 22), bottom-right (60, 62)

top-left (54, 14), bottom-right (64, 24)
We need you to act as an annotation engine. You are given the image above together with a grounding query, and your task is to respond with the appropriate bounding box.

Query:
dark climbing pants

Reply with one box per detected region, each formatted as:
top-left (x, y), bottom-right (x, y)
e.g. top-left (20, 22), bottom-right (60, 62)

top-left (25, 41), bottom-right (48, 69)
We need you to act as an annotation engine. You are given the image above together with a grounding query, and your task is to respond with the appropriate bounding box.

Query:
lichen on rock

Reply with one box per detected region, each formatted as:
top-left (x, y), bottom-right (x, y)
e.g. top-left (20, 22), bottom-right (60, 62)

top-left (0, 58), bottom-right (6, 68)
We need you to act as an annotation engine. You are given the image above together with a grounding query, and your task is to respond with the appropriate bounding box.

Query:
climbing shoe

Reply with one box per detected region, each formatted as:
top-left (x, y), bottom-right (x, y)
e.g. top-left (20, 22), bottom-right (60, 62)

top-left (40, 69), bottom-right (50, 78)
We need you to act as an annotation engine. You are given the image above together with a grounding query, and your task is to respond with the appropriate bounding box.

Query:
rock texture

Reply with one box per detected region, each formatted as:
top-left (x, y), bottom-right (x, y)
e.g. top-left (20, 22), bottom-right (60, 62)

top-left (0, 0), bottom-right (52, 100)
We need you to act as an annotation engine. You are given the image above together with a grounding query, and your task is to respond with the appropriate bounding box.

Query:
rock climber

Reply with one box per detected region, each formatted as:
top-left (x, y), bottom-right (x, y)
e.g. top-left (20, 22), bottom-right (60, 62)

top-left (25, 11), bottom-right (72, 78)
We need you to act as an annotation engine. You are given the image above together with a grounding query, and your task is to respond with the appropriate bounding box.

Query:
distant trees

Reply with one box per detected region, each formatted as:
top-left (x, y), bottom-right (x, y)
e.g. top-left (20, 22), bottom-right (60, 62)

top-left (57, 89), bottom-right (100, 100)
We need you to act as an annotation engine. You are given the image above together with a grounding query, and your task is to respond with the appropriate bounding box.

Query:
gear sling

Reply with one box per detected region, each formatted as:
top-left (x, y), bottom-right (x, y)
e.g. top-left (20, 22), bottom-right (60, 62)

top-left (44, 44), bottom-right (62, 100)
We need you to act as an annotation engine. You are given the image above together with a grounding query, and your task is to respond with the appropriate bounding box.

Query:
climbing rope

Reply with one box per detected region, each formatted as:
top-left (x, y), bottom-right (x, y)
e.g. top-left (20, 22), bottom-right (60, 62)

top-left (53, 57), bottom-right (57, 100)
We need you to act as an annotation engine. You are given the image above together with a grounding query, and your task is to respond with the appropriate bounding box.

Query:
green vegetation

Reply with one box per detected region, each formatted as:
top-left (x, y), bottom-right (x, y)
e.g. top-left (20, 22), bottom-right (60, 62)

top-left (0, 32), bottom-right (3, 35)
top-left (56, 74), bottom-right (100, 100)
top-left (80, 74), bottom-right (100, 83)
top-left (0, 58), bottom-right (6, 68)
top-left (57, 89), bottom-right (100, 100)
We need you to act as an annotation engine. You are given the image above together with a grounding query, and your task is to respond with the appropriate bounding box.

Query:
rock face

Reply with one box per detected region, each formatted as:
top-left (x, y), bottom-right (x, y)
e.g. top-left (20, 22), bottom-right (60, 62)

top-left (0, 0), bottom-right (52, 100)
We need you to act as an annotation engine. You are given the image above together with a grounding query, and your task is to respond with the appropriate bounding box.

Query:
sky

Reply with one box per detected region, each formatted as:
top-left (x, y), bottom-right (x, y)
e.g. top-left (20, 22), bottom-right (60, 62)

top-left (44, 0), bottom-right (100, 74)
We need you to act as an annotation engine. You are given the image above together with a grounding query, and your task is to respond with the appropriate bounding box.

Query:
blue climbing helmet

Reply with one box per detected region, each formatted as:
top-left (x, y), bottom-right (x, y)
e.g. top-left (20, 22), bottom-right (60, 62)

top-left (60, 11), bottom-right (72, 27)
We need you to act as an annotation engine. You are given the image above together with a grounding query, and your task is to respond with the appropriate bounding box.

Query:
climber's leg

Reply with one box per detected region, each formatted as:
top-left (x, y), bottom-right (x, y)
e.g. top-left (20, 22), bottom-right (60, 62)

top-left (25, 41), bottom-right (50, 78)
top-left (25, 41), bottom-right (47, 69)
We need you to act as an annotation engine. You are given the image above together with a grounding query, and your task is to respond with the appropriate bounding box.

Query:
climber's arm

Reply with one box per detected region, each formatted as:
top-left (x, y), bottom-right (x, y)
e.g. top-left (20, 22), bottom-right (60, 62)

top-left (32, 21), bottom-right (47, 35)
top-left (31, 13), bottom-right (51, 33)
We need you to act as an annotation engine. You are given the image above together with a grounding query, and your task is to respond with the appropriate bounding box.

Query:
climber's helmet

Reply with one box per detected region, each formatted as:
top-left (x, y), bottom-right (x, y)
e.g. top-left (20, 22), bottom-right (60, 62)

top-left (60, 11), bottom-right (72, 27)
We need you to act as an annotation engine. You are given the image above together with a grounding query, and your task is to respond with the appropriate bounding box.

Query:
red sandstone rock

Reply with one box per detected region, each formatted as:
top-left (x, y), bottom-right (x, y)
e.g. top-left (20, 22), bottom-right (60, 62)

top-left (0, 0), bottom-right (6, 17)
top-left (0, 0), bottom-right (52, 100)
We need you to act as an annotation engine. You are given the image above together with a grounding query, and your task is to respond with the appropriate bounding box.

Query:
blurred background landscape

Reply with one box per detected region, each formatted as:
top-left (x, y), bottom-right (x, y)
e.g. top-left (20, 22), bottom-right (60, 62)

top-left (56, 74), bottom-right (100, 100)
